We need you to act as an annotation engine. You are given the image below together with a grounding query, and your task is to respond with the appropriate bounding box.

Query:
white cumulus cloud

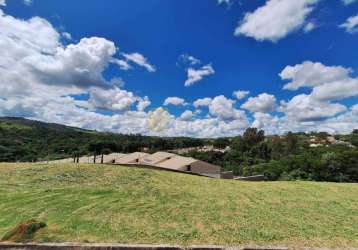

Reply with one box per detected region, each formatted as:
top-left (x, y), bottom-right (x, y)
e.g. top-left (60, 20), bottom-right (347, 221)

top-left (241, 93), bottom-right (277, 113)
top-left (122, 52), bottom-right (156, 72)
top-left (62, 32), bottom-right (72, 40)
top-left (311, 78), bottom-right (358, 101)
top-left (252, 112), bottom-right (280, 135)
top-left (180, 110), bottom-right (194, 121)
top-left (148, 107), bottom-right (172, 132)
top-left (209, 95), bottom-right (246, 120)
top-left (280, 61), bottom-right (358, 101)
top-left (280, 61), bottom-right (351, 90)
top-left (233, 90), bottom-right (250, 100)
top-left (235, 0), bottom-right (319, 42)
top-left (185, 64), bottom-right (215, 87)
top-left (0, 9), bottom-right (153, 134)
top-left (88, 87), bottom-right (138, 112)
top-left (279, 94), bottom-right (347, 122)
top-left (193, 97), bottom-right (212, 108)
top-left (163, 97), bottom-right (186, 106)
top-left (110, 58), bottom-right (132, 71)
top-left (303, 22), bottom-right (316, 33)
top-left (136, 96), bottom-right (151, 111)
top-left (340, 14), bottom-right (358, 33)
top-left (179, 54), bottom-right (201, 65)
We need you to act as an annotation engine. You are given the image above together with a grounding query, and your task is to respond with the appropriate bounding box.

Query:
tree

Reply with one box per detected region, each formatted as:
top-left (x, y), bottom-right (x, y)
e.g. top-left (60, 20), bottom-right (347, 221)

top-left (270, 136), bottom-right (284, 160)
top-left (232, 128), bottom-right (265, 153)
top-left (285, 132), bottom-right (298, 155)
top-left (242, 128), bottom-right (265, 149)
top-left (213, 138), bottom-right (230, 149)
top-left (88, 142), bottom-right (102, 163)
top-left (315, 132), bottom-right (330, 140)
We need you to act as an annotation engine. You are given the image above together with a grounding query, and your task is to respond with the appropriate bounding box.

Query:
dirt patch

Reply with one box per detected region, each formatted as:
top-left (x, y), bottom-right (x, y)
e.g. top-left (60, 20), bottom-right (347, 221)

top-left (1, 220), bottom-right (46, 242)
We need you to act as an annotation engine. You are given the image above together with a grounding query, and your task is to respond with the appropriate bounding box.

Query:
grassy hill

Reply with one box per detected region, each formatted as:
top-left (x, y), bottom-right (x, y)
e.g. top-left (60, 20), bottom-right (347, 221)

top-left (0, 163), bottom-right (357, 248)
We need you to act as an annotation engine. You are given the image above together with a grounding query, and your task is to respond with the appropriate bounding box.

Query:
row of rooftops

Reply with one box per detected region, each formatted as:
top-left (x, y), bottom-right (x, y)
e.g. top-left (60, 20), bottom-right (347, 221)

top-left (49, 151), bottom-right (228, 178)
top-left (81, 151), bottom-right (201, 169)
top-left (44, 151), bottom-right (269, 180)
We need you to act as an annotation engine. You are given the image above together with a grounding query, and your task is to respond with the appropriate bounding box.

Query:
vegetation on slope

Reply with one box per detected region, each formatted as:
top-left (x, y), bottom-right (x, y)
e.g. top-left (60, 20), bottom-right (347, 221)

top-left (183, 129), bottom-right (358, 182)
top-left (0, 117), bottom-right (203, 162)
top-left (0, 163), bottom-right (357, 248)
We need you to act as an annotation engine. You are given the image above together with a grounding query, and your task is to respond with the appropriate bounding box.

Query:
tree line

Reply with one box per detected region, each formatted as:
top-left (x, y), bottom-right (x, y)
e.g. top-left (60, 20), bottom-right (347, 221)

top-left (0, 117), bottom-right (203, 162)
top-left (1, 117), bottom-right (357, 182)
top-left (184, 128), bottom-right (358, 182)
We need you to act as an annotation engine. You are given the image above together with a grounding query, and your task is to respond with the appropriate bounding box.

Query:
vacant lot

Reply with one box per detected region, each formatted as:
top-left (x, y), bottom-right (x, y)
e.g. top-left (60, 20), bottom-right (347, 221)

top-left (0, 163), bottom-right (357, 249)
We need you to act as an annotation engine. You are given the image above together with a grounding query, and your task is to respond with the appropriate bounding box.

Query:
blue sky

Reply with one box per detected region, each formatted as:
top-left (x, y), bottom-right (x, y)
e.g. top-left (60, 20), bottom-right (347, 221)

top-left (0, 0), bottom-right (358, 137)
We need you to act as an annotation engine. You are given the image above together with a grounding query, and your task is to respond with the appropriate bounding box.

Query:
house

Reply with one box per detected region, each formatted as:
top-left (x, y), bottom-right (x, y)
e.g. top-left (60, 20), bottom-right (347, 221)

top-left (309, 136), bottom-right (326, 147)
top-left (171, 145), bottom-right (231, 154)
top-left (115, 152), bottom-right (149, 164)
top-left (49, 151), bottom-right (229, 179)
top-left (156, 155), bottom-right (221, 178)
top-left (327, 136), bottom-right (355, 148)
top-left (111, 151), bottom-right (221, 178)
top-left (78, 156), bottom-right (93, 163)
top-left (139, 151), bottom-right (176, 165)
top-left (96, 153), bottom-right (127, 164)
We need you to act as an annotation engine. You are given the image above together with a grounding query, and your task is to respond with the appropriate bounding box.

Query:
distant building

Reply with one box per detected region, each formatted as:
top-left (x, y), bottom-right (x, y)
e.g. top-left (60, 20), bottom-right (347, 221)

top-left (101, 153), bottom-right (127, 164)
top-left (327, 136), bottom-right (355, 148)
top-left (116, 151), bottom-right (221, 178)
top-left (115, 152), bottom-right (149, 164)
top-left (308, 135), bottom-right (355, 148)
top-left (155, 155), bottom-right (221, 178)
top-left (139, 151), bottom-right (176, 165)
top-left (48, 151), bottom-right (228, 179)
top-left (78, 156), bottom-right (93, 163)
top-left (170, 145), bottom-right (230, 154)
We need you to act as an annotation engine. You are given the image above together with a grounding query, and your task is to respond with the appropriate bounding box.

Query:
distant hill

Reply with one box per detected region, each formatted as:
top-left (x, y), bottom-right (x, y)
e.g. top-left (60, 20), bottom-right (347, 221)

top-left (0, 117), bottom-right (204, 162)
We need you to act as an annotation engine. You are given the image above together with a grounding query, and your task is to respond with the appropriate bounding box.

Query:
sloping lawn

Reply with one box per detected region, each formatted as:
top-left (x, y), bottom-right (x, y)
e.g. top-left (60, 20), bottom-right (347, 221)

top-left (0, 163), bottom-right (357, 249)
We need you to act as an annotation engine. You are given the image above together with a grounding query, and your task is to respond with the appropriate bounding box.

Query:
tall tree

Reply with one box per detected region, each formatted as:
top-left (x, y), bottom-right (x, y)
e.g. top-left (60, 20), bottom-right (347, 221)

top-left (286, 132), bottom-right (298, 155)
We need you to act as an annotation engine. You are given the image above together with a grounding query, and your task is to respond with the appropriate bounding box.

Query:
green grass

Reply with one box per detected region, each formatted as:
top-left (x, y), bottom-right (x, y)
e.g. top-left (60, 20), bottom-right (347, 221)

top-left (0, 163), bottom-right (357, 248)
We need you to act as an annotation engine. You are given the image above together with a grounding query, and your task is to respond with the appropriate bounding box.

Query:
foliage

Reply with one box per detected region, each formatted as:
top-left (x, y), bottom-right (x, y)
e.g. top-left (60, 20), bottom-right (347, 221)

top-left (0, 117), bottom-right (203, 162)
top-left (338, 133), bottom-right (358, 147)
top-left (185, 129), bottom-right (358, 182)
top-left (212, 137), bottom-right (230, 149)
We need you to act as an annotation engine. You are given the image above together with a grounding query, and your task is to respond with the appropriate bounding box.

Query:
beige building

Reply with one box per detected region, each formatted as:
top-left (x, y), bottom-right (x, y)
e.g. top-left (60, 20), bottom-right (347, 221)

top-left (156, 155), bottom-right (220, 177)
top-left (115, 152), bottom-right (149, 164)
top-left (49, 151), bottom-right (227, 178)
top-left (139, 151), bottom-right (176, 165)
top-left (50, 153), bottom-right (126, 164)
top-left (93, 153), bottom-right (127, 164)
top-left (78, 156), bottom-right (93, 164)
top-left (99, 151), bottom-right (220, 177)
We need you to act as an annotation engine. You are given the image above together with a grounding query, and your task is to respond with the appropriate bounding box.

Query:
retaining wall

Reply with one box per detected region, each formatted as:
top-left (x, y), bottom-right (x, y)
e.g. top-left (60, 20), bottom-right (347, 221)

top-left (0, 243), bottom-right (352, 250)
top-left (0, 243), bottom-right (355, 250)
